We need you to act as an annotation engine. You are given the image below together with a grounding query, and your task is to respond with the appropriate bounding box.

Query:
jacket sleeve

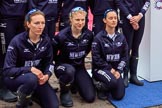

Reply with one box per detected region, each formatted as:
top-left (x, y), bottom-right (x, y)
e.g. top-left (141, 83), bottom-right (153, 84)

top-left (117, 36), bottom-right (128, 72)
top-left (43, 42), bottom-right (54, 78)
top-left (3, 40), bottom-right (31, 77)
top-left (140, 0), bottom-right (150, 15)
top-left (92, 38), bottom-right (112, 70)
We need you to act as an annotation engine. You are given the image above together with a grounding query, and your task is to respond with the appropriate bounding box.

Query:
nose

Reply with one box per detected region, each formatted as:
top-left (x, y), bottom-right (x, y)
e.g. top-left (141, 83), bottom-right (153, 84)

top-left (38, 23), bottom-right (45, 29)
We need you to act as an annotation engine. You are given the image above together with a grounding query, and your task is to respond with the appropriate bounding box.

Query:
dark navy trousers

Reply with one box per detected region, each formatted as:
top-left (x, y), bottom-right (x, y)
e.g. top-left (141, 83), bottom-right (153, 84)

top-left (55, 63), bottom-right (96, 103)
top-left (121, 15), bottom-right (145, 58)
top-left (93, 69), bottom-right (125, 100)
top-left (44, 18), bottom-right (56, 39)
top-left (4, 73), bottom-right (59, 108)
top-left (92, 15), bottom-right (105, 35)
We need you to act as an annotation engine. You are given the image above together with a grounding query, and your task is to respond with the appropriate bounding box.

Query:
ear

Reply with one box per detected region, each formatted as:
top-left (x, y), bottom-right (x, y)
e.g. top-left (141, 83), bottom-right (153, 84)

top-left (26, 21), bottom-right (30, 28)
top-left (103, 18), bottom-right (106, 23)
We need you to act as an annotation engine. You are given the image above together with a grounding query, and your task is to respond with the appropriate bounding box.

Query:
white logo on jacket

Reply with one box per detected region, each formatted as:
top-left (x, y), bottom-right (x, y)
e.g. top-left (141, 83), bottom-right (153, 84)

top-left (24, 49), bottom-right (30, 52)
top-left (25, 59), bottom-right (41, 67)
top-left (39, 47), bottom-right (46, 52)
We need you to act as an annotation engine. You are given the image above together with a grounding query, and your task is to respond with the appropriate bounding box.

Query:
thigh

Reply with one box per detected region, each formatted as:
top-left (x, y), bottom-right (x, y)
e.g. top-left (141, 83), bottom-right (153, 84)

top-left (132, 17), bottom-right (145, 57)
top-left (75, 68), bottom-right (96, 102)
top-left (93, 15), bottom-right (104, 35)
top-left (121, 16), bottom-right (134, 51)
top-left (4, 73), bottom-right (38, 92)
top-left (34, 83), bottom-right (59, 108)
top-left (45, 20), bottom-right (56, 39)
top-left (93, 69), bottom-right (117, 89)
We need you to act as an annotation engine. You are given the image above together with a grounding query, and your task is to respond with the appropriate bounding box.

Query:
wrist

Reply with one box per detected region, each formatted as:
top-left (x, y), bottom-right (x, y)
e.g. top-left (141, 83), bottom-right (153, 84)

top-left (138, 13), bottom-right (143, 18)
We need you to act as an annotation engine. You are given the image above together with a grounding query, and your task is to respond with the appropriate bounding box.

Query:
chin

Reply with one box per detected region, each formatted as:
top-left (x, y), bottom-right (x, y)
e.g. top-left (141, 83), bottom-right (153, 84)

top-left (77, 27), bottom-right (83, 30)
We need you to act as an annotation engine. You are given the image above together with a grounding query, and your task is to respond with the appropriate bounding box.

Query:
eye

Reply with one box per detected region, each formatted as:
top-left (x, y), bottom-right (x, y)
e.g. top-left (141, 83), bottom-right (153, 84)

top-left (76, 19), bottom-right (80, 21)
top-left (108, 17), bottom-right (113, 20)
top-left (34, 22), bottom-right (40, 25)
top-left (81, 19), bottom-right (85, 21)
top-left (41, 22), bottom-right (45, 25)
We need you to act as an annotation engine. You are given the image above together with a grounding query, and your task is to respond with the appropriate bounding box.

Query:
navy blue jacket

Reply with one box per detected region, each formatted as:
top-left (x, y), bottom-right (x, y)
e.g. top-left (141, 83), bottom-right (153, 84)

top-left (3, 31), bottom-right (54, 78)
top-left (121, 0), bottom-right (150, 16)
top-left (89, 0), bottom-right (130, 16)
top-left (92, 30), bottom-right (128, 72)
top-left (53, 26), bottom-right (93, 66)
top-left (28, 0), bottom-right (60, 20)
top-left (0, 0), bottom-right (28, 18)
top-left (59, 0), bottom-right (89, 20)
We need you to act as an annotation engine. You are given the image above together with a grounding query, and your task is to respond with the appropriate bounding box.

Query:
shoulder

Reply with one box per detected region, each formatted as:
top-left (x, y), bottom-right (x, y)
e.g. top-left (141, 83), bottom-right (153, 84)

top-left (95, 30), bottom-right (105, 40)
top-left (82, 28), bottom-right (94, 39)
top-left (115, 32), bottom-right (127, 41)
top-left (10, 32), bottom-right (27, 45)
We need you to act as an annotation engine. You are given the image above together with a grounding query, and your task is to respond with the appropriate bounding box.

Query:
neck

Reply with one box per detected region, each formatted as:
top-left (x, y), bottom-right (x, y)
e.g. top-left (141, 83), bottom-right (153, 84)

top-left (29, 32), bottom-right (40, 43)
top-left (105, 27), bottom-right (115, 35)
top-left (71, 27), bottom-right (82, 38)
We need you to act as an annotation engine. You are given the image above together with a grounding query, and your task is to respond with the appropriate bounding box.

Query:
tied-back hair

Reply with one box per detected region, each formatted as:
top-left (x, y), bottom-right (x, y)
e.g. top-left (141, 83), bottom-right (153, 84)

top-left (24, 9), bottom-right (45, 30)
top-left (69, 7), bottom-right (87, 18)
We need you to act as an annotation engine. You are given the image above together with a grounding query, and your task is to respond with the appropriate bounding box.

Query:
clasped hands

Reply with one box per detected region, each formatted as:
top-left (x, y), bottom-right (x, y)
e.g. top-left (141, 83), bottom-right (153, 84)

top-left (110, 68), bottom-right (120, 79)
top-left (31, 67), bottom-right (49, 85)
top-left (129, 14), bottom-right (142, 30)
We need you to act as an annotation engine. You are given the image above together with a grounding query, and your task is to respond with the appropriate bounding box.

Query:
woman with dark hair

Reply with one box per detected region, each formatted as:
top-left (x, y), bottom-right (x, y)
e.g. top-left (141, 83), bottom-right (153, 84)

top-left (120, 0), bottom-right (150, 87)
top-left (3, 9), bottom-right (59, 108)
top-left (92, 9), bottom-right (128, 100)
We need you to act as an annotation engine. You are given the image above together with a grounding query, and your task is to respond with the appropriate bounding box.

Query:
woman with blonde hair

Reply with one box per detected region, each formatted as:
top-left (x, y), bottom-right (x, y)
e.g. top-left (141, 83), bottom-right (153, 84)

top-left (53, 7), bottom-right (96, 107)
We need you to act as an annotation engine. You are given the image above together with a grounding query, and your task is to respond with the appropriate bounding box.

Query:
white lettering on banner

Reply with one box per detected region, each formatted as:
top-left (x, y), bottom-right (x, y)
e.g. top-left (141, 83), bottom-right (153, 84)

top-left (25, 59), bottom-right (41, 67)
top-left (69, 51), bottom-right (85, 59)
top-left (106, 54), bottom-right (120, 61)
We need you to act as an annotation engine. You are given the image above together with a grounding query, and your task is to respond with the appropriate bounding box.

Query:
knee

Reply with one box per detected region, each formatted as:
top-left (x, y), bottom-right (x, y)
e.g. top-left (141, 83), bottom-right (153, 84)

top-left (49, 102), bottom-right (59, 108)
top-left (82, 90), bottom-right (96, 103)
top-left (57, 64), bottom-right (75, 84)
top-left (65, 66), bottom-right (75, 79)
top-left (84, 95), bottom-right (95, 103)
top-left (113, 93), bottom-right (125, 100)
top-left (110, 78), bottom-right (118, 88)
top-left (25, 74), bottom-right (38, 87)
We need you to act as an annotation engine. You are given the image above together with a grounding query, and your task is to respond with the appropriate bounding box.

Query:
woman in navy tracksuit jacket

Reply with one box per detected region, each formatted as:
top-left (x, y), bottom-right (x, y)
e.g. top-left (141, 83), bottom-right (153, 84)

top-left (58, 0), bottom-right (89, 30)
top-left (3, 9), bottom-right (59, 108)
top-left (120, 0), bottom-right (150, 87)
top-left (89, 0), bottom-right (132, 35)
top-left (53, 7), bottom-right (95, 107)
top-left (28, 0), bottom-right (60, 39)
top-left (0, 0), bottom-right (28, 102)
top-left (92, 9), bottom-right (128, 100)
